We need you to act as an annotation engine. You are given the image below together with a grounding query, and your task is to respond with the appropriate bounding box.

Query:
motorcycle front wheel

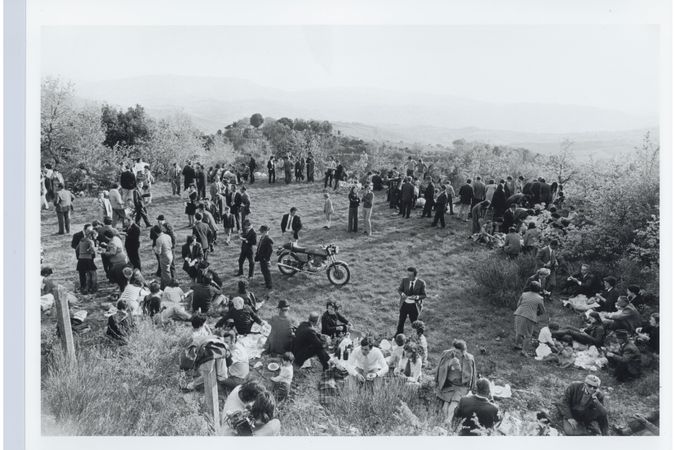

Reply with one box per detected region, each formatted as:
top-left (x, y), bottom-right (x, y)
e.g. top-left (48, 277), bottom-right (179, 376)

top-left (326, 261), bottom-right (350, 286)
top-left (278, 253), bottom-right (300, 275)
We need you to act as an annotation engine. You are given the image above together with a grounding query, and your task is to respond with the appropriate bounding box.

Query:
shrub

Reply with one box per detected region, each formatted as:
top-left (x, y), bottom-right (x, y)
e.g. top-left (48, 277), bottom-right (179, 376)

top-left (470, 253), bottom-right (538, 309)
top-left (42, 320), bottom-right (208, 436)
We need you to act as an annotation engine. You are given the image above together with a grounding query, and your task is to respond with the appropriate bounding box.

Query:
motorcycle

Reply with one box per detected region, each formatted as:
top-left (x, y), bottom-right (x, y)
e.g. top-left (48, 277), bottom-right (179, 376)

top-left (276, 242), bottom-right (351, 287)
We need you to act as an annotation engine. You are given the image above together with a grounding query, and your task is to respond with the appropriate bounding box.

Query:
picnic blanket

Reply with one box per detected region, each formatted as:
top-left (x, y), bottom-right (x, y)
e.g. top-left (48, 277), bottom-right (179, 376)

top-left (573, 345), bottom-right (608, 371)
top-left (239, 321), bottom-right (271, 359)
top-left (562, 295), bottom-right (599, 312)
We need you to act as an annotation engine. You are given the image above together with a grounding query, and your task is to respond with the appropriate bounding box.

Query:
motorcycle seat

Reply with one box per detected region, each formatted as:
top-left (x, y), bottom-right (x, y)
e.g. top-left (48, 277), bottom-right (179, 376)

top-left (283, 242), bottom-right (326, 256)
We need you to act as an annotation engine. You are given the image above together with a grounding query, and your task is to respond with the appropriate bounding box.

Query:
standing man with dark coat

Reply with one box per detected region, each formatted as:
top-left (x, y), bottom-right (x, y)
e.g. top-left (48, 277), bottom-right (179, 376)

top-left (539, 178), bottom-right (552, 207)
top-left (192, 213), bottom-right (212, 259)
top-left (195, 164), bottom-right (207, 200)
top-left (248, 155), bottom-right (258, 184)
top-left (150, 215), bottom-right (176, 277)
top-left (396, 267), bottom-right (427, 335)
top-left (237, 219), bottom-right (257, 278)
top-left (399, 177), bottom-right (415, 218)
top-left (431, 186), bottom-right (449, 228)
top-left (124, 217), bottom-right (142, 270)
top-left (281, 207), bottom-right (303, 242)
top-left (255, 225), bottom-right (274, 289)
top-left (421, 180), bottom-right (435, 218)
top-left (283, 156), bottom-right (293, 184)
top-left (333, 161), bottom-right (345, 191)
top-left (306, 153), bottom-right (315, 182)
top-left (182, 160), bottom-right (196, 191)
top-left (471, 176), bottom-right (486, 208)
top-left (458, 179), bottom-right (474, 221)
top-left (267, 156), bottom-right (276, 184)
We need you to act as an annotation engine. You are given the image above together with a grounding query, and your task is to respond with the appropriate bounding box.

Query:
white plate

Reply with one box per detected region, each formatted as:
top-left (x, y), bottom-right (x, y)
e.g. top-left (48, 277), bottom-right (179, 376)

top-left (267, 363), bottom-right (280, 371)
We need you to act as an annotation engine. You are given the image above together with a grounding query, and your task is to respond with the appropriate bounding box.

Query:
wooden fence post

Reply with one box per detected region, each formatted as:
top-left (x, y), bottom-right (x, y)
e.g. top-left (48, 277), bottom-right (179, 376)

top-left (54, 285), bottom-right (76, 363)
top-left (202, 361), bottom-right (220, 433)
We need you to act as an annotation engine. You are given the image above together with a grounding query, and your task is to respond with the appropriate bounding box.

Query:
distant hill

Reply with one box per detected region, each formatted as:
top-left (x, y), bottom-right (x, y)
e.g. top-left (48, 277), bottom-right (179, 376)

top-left (72, 75), bottom-right (658, 157)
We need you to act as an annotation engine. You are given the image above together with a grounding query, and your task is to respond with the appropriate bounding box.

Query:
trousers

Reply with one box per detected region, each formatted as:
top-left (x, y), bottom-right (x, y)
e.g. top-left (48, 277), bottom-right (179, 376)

top-left (396, 302), bottom-right (419, 335)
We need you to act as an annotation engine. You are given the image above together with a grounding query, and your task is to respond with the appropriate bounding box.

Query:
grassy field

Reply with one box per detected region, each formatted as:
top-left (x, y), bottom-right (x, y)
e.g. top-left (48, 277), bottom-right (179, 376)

top-left (40, 180), bottom-right (659, 435)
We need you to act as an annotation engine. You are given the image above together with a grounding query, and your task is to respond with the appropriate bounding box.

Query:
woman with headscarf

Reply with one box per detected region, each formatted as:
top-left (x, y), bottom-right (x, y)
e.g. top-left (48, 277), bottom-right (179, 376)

top-left (490, 184), bottom-right (507, 219)
top-left (435, 339), bottom-right (477, 423)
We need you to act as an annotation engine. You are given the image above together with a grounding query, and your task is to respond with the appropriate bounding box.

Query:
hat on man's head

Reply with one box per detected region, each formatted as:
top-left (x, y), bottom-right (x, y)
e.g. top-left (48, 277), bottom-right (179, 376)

top-left (584, 374), bottom-right (601, 387)
top-left (277, 299), bottom-right (290, 309)
top-left (157, 215), bottom-right (165, 221)
top-left (259, 225), bottom-right (269, 232)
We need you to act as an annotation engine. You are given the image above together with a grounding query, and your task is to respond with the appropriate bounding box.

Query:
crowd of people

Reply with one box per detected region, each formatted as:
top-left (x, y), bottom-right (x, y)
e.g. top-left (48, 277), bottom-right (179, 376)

top-left (40, 151), bottom-right (659, 437)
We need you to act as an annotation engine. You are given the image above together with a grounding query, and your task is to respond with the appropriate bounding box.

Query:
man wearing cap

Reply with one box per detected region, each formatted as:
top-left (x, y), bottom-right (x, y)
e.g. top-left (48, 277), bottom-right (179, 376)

top-left (396, 267), bottom-right (427, 335)
top-left (264, 300), bottom-right (295, 355)
top-left (255, 225), bottom-right (274, 289)
top-left (557, 375), bottom-right (609, 435)
top-left (292, 312), bottom-right (330, 370)
top-left (606, 329), bottom-right (642, 382)
top-left (237, 220), bottom-right (257, 278)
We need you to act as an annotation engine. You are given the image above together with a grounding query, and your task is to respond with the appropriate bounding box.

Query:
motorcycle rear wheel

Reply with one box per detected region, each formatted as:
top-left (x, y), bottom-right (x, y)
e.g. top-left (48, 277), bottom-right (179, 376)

top-left (326, 261), bottom-right (350, 286)
top-left (278, 253), bottom-right (300, 275)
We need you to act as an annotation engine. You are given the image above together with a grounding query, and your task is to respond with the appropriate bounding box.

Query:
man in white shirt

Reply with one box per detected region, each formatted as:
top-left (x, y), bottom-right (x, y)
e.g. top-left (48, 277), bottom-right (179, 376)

top-left (347, 336), bottom-right (388, 382)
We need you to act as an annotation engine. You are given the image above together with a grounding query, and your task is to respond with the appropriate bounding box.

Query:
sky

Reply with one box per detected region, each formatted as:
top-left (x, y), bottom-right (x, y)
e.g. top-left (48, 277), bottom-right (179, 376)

top-left (41, 25), bottom-right (660, 117)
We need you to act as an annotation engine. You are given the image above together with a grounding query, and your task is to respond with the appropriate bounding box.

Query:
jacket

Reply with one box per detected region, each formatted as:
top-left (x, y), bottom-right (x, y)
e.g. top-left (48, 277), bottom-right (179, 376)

top-left (435, 192), bottom-right (448, 212)
top-left (472, 181), bottom-right (486, 200)
top-left (292, 322), bottom-right (330, 369)
top-left (400, 182), bottom-right (415, 202)
top-left (514, 291), bottom-right (545, 322)
top-left (281, 214), bottom-right (302, 234)
top-left (536, 246), bottom-right (558, 268)
top-left (256, 235), bottom-right (274, 262)
top-left (321, 311), bottom-right (350, 337)
top-left (192, 222), bottom-right (211, 249)
top-left (455, 395), bottom-right (500, 436)
top-left (240, 228), bottom-right (257, 250)
top-left (435, 350), bottom-right (477, 392)
top-left (502, 232), bottom-right (521, 256)
top-left (558, 382), bottom-right (607, 426)
top-left (397, 277), bottom-right (427, 309)
top-left (181, 242), bottom-right (204, 271)
top-left (459, 184), bottom-right (473, 204)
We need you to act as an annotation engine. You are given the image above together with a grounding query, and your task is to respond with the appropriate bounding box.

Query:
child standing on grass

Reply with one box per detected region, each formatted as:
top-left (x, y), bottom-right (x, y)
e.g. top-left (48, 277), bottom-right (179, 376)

top-left (271, 352), bottom-right (294, 401)
top-left (323, 191), bottom-right (334, 229)
top-left (221, 206), bottom-right (235, 245)
top-left (94, 191), bottom-right (113, 222)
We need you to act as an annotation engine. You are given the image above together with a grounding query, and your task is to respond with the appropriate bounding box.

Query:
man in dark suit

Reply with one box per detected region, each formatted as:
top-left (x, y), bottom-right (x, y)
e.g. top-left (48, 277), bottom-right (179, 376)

top-left (453, 378), bottom-right (501, 436)
top-left (124, 218), bottom-right (141, 270)
top-left (399, 177), bottom-right (415, 218)
top-left (431, 186), bottom-right (449, 228)
top-left (237, 219), bottom-right (257, 278)
top-left (566, 264), bottom-right (601, 297)
top-left (421, 180), bottom-right (435, 218)
top-left (292, 312), bottom-right (330, 370)
top-left (192, 213), bottom-right (212, 259)
top-left (471, 176), bottom-right (486, 208)
top-left (281, 207), bottom-right (303, 242)
top-left (396, 267), bottom-right (427, 335)
top-left (71, 223), bottom-right (93, 258)
top-left (182, 160), bottom-right (196, 190)
top-left (539, 178), bottom-right (552, 206)
top-left (267, 156), bottom-right (276, 184)
top-left (255, 225), bottom-right (274, 289)
top-left (248, 155), bottom-right (257, 184)
top-left (181, 236), bottom-right (203, 281)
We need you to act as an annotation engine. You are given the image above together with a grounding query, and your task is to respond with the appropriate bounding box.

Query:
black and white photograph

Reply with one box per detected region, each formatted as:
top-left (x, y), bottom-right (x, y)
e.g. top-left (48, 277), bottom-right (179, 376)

top-left (18, 0), bottom-right (672, 446)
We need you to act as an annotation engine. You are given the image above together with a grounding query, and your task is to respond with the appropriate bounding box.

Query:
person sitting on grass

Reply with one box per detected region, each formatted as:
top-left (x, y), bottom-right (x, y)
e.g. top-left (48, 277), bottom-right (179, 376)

top-left (221, 329), bottom-right (250, 390)
top-left (191, 313), bottom-right (213, 342)
top-left (292, 312), bottom-right (331, 370)
top-left (600, 296), bottom-right (641, 333)
top-left (527, 268), bottom-right (551, 298)
top-left (270, 352), bottom-right (294, 401)
top-left (551, 312), bottom-right (606, 347)
top-left (263, 299), bottom-right (294, 355)
top-left (237, 279), bottom-right (262, 312)
top-left (606, 329), bottom-right (642, 382)
top-left (346, 336), bottom-right (389, 382)
top-left (453, 378), bottom-right (500, 436)
top-left (411, 320), bottom-right (428, 367)
top-left (106, 299), bottom-right (134, 344)
top-left (394, 342), bottom-right (423, 384)
top-left (320, 301), bottom-right (351, 338)
top-left (636, 312), bottom-right (659, 354)
top-left (223, 379), bottom-right (265, 416)
top-left (435, 339), bottom-right (477, 423)
top-left (385, 333), bottom-right (407, 369)
top-left (222, 390), bottom-right (281, 436)
top-left (216, 296), bottom-right (263, 335)
top-left (613, 412), bottom-right (660, 436)
top-left (595, 276), bottom-right (620, 312)
top-left (556, 375), bottom-right (609, 436)
top-left (565, 264), bottom-right (602, 297)
top-left (190, 274), bottom-right (222, 314)
top-left (501, 227), bottom-right (521, 258)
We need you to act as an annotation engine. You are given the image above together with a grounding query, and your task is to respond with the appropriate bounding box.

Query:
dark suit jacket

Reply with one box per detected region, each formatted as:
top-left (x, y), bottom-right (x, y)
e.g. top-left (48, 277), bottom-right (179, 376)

top-left (192, 222), bottom-right (211, 249)
top-left (256, 235), bottom-right (274, 262)
top-left (240, 228), bottom-right (257, 251)
top-left (181, 242), bottom-right (203, 271)
top-left (424, 183), bottom-right (435, 201)
top-left (292, 322), bottom-right (330, 369)
top-left (124, 223), bottom-right (141, 252)
top-left (71, 230), bottom-right (85, 257)
top-left (281, 214), bottom-right (302, 234)
top-left (398, 277), bottom-right (427, 308)
top-left (455, 395), bottom-right (500, 436)
top-left (434, 192), bottom-right (448, 211)
top-left (536, 246), bottom-right (557, 268)
top-left (472, 181), bottom-right (486, 200)
top-left (400, 182), bottom-right (415, 203)
top-left (150, 222), bottom-right (176, 246)
top-left (182, 165), bottom-right (195, 185)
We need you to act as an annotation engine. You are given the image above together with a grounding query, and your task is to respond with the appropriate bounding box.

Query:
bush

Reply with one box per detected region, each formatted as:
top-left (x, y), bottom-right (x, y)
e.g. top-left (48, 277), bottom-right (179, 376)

top-left (470, 253), bottom-right (538, 309)
top-left (42, 320), bottom-right (208, 436)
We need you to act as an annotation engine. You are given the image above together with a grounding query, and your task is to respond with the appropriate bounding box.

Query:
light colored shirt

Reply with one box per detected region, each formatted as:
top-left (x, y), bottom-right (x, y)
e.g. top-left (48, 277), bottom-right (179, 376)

top-left (108, 188), bottom-right (124, 209)
top-left (395, 356), bottom-right (422, 382)
top-left (154, 234), bottom-right (174, 260)
top-left (271, 364), bottom-right (294, 385)
top-left (347, 347), bottom-right (388, 377)
top-left (222, 385), bottom-right (247, 415)
top-left (228, 342), bottom-right (250, 379)
top-left (538, 326), bottom-right (555, 346)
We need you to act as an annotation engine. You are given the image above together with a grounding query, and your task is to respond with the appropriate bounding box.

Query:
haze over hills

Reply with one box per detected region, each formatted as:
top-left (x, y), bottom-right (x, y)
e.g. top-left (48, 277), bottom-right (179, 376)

top-left (74, 75), bottom-right (658, 157)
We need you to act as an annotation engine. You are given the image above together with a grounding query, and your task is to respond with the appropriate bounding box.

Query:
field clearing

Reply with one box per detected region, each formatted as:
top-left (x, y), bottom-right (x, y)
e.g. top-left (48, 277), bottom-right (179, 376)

top-left (40, 181), bottom-right (659, 435)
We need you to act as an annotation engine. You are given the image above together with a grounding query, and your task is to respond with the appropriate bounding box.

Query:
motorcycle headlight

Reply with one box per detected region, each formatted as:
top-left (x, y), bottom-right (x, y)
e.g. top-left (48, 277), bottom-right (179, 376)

top-left (333, 245), bottom-right (339, 255)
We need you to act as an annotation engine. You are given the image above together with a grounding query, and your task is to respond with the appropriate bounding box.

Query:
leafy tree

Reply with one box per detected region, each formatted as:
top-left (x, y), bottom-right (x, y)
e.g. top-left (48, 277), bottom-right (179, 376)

top-left (249, 113), bottom-right (264, 129)
top-left (277, 117), bottom-right (294, 128)
top-left (545, 139), bottom-right (577, 187)
top-left (101, 104), bottom-right (151, 150)
top-left (41, 77), bottom-right (77, 166)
